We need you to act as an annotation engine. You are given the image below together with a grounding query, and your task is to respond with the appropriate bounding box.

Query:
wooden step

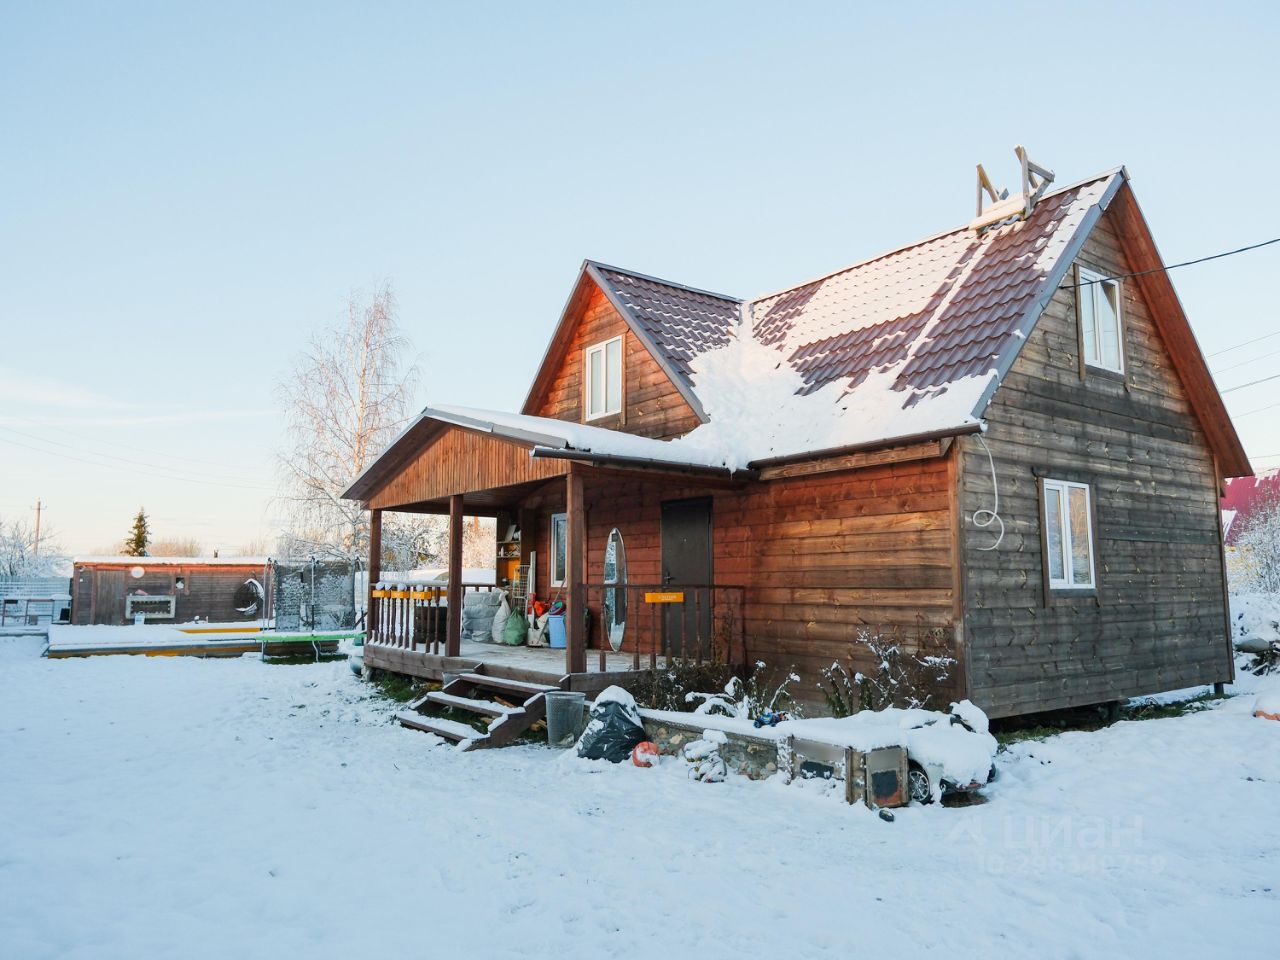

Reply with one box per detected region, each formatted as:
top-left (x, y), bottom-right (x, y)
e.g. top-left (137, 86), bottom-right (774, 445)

top-left (449, 674), bottom-right (559, 699)
top-left (424, 691), bottom-right (517, 717)
top-left (395, 712), bottom-right (484, 743)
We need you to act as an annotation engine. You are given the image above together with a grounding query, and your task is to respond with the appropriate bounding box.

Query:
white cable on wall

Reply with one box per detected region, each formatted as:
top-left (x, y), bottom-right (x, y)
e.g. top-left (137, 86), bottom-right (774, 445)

top-left (972, 432), bottom-right (1005, 551)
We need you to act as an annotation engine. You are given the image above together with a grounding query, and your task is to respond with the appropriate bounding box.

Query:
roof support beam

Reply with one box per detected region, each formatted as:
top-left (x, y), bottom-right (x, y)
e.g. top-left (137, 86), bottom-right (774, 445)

top-left (445, 494), bottom-right (463, 658)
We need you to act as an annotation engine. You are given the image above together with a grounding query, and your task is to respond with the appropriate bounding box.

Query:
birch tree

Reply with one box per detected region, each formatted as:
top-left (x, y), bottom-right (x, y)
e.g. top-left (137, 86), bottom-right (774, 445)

top-left (276, 282), bottom-right (421, 561)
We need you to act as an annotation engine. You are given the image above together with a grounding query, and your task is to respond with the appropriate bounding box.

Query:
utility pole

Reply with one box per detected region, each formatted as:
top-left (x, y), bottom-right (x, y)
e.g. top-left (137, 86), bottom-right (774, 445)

top-left (33, 499), bottom-right (42, 557)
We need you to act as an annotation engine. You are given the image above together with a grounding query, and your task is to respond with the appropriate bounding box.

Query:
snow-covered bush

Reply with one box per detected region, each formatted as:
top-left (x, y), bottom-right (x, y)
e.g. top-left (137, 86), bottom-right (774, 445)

top-left (1228, 497), bottom-right (1280, 594)
top-left (685, 662), bottom-right (803, 720)
top-left (819, 626), bottom-right (956, 716)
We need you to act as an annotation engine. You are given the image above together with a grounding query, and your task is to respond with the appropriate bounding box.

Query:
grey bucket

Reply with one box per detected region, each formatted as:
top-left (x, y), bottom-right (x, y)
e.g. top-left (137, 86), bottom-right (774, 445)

top-left (544, 691), bottom-right (587, 747)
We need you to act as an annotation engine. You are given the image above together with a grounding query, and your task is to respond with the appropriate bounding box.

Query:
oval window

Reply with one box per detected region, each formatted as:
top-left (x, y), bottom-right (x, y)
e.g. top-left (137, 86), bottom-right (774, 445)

top-left (603, 528), bottom-right (627, 651)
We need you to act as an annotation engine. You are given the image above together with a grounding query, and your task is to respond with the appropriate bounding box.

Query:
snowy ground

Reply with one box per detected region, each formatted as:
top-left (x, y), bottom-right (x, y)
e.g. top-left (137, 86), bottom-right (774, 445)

top-left (1, 637), bottom-right (1277, 959)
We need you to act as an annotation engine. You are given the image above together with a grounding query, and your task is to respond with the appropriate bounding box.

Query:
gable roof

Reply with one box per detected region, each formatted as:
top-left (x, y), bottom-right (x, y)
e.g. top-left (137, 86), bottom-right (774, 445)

top-left (522, 261), bottom-right (740, 421)
top-left (347, 166), bottom-right (1251, 502)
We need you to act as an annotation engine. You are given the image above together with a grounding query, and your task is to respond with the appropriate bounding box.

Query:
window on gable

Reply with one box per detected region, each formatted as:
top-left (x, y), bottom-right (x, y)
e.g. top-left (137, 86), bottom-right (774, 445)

top-left (1042, 478), bottom-right (1095, 590)
top-left (585, 336), bottom-right (623, 419)
top-left (1078, 268), bottom-right (1124, 373)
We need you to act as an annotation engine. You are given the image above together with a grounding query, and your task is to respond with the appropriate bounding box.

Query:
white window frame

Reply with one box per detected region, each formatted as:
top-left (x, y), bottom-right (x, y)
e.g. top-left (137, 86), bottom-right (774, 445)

top-left (584, 335), bottom-right (623, 420)
top-left (549, 512), bottom-right (567, 588)
top-left (1078, 267), bottom-right (1124, 374)
top-left (1042, 478), bottom-right (1096, 590)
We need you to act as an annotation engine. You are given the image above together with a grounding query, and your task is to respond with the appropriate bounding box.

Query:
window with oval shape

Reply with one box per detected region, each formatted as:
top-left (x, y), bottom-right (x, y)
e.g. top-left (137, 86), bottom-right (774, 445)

top-left (602, 528), bottom-right (627, 651)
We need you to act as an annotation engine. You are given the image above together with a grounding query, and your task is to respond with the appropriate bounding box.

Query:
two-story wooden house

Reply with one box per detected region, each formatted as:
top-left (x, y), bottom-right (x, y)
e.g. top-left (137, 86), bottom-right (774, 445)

top-left (343, 163), bottom-right (1249, 746)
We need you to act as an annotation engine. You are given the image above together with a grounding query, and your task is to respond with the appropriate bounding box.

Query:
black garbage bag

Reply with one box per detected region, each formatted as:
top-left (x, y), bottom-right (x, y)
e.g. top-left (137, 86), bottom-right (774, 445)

top-left (576, 687), bottom-right (646, 763)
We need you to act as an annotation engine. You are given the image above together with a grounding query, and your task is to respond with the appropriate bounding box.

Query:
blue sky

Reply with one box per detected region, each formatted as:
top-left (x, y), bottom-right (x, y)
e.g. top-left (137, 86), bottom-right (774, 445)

top-left (2, 1), bottom-right (1278, 553)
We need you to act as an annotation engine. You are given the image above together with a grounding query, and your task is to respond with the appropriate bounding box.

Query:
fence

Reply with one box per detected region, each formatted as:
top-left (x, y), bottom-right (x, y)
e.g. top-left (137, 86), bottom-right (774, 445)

top-left (0, 576), bottom-right (72, 627)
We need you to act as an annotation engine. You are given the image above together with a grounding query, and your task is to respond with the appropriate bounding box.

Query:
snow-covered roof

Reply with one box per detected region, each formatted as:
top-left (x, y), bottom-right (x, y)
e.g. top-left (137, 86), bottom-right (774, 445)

top-left (349, 166), bottom-right (1251, 496)
top-left (73, 556), bottom-right (271, 567)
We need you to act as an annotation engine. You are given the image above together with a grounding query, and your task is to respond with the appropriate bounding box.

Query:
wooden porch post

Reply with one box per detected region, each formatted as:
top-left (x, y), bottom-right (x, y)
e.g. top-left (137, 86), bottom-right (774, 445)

top-left (367, 508), bottom-right (382, 640)
top-left (446, 493), bottom-right (463, 658)
top-left (565, 469), bottom-right (587, 674)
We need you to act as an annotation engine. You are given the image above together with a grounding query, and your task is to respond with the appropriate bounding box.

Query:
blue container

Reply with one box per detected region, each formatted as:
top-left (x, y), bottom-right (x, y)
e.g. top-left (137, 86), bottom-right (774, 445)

top-left (547, 614), bottom-right (567, 648)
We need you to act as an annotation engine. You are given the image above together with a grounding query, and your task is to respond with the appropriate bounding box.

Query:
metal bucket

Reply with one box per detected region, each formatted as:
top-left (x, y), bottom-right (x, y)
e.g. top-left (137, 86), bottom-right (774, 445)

top-left (544, 691), bottom-right (587, 748)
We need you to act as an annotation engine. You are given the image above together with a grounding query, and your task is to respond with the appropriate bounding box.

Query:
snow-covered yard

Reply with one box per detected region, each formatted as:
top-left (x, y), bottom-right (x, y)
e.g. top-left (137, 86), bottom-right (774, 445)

top-left (1, 636), bottom-right (1277, 959)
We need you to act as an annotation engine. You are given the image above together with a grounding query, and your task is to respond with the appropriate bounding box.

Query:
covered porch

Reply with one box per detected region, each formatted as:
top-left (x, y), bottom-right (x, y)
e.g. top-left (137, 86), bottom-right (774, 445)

top-left (348, 410), bottom-right (750, 695)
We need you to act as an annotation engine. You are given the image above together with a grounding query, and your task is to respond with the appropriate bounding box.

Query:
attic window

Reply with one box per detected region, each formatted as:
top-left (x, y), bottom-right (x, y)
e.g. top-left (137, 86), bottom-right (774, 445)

top-left (585, 336), bottom-right (623, 419)
top-left (1079, 268), bottom-right (1124, 373)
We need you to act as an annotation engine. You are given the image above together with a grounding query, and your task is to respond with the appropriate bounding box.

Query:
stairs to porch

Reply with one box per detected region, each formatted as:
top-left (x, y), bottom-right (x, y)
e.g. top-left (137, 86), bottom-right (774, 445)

top-left (395, 672), bottom-right (563, 751)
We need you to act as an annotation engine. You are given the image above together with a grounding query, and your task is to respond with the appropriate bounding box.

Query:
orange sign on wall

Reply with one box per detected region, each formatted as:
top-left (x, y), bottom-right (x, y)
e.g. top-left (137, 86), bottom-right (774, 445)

top-left (644, 591), bottom-right (685, 604)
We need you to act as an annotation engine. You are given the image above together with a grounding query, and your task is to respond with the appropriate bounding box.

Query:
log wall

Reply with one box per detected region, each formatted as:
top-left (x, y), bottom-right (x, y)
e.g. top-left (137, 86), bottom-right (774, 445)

top-left (959, 210), bottom-right (1233, 717)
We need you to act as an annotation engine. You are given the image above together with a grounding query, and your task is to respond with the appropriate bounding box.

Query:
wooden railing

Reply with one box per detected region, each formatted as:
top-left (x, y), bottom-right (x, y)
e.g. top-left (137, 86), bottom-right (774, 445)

top-left (368, 581), bottom-right (499, 653)
top-left (577, 583), bottom-right (746, 672)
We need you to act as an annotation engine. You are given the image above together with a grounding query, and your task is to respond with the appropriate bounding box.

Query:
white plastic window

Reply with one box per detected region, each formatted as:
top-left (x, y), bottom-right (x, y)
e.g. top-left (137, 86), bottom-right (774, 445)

top-left (585, 336), bottom-right (622, 419)
top-left (550, 513), bottom-right (567, 587)
top-left (1043, 479), bottom-right (1095, 589)
top-left (1079, 268), bottom-right (1124, 373)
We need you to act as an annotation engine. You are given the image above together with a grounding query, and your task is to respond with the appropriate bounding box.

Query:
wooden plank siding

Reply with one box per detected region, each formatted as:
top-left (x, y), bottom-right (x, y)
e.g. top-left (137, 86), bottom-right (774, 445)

top-left (71, 563), bottom-right (268, 626)
top-left (958, 209), bottom-right (1232, 718)
top-left (368, 428), bottom-right (569, 511)
top-left (530, 285), bottom-right (703, 440)
top-left (519, 458), bottom-right (962, 710)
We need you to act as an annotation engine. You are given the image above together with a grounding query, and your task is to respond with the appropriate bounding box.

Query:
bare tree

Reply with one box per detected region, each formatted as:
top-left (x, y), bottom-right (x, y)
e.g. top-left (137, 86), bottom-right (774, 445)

top-left (0, 516), bottom-right (64, 577)
top-left (1229, 496), bottom-right (1280, 594)
top-left (148, 537), bottom-right (205, 557)
top-left (276, 282), bottom-right (423, 561)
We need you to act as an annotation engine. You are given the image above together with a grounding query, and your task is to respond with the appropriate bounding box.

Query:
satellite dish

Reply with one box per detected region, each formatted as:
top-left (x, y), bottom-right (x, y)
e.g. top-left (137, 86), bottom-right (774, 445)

top-left (130, 566), bottom-right (145, 579)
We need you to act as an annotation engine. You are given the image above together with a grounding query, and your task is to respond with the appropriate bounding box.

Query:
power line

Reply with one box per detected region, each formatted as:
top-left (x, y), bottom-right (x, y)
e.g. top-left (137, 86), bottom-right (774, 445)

top-left (1212, 345), bottom-right (1280, 376)
top-left (0, 434), bottom-right (277, 493)
top-left (0, 424), bottom-right (270, 487)
top-left (0, 415), bottom-right (274, 476)
top-left (1064, 236), bottom-right (1280, 288)
top-left (1221, 372), bottom-right (1280, 395)
top-left (1229, 399), bottom-right (1280, 419)
top-left (1207, 329), bottom-right (1280, 358)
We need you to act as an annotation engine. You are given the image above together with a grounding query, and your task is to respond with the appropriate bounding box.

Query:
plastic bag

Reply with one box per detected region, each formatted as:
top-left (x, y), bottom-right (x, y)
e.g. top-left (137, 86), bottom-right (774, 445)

top-left (576, 687), bottom-right (646, 763)
top-left (502, 610), bottom-right (528, 645)
top-left (490, 594), bottom-right (512, 643)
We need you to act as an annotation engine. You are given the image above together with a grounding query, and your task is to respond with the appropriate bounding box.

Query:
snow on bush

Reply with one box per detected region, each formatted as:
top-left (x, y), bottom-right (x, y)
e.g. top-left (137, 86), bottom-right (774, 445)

top-left (1229, 592), bottom-right (1280, 674)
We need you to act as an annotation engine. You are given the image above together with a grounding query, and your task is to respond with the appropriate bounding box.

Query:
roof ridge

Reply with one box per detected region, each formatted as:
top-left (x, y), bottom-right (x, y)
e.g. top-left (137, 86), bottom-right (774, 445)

top-left (747, 167), bottom-right (1127, 307)
top-left (584, 259), bottom-right (742, 304)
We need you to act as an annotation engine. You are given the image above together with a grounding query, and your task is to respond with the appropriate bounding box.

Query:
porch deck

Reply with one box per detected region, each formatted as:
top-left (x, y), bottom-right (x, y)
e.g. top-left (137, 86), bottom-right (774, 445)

top-left (363, 638), bottom-right (659, 694)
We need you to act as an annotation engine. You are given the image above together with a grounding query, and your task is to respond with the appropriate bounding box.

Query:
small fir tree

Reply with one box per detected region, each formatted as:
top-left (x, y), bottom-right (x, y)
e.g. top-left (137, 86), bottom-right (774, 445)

top-left (124, 509), bottom-right (150, 557)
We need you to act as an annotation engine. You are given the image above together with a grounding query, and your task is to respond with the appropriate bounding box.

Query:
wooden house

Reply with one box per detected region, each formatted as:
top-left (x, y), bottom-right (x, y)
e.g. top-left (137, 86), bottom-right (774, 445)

top-left (71, 557), bottom-right (272, 625)
top-left (343, 164), bottom-right (1250, 739)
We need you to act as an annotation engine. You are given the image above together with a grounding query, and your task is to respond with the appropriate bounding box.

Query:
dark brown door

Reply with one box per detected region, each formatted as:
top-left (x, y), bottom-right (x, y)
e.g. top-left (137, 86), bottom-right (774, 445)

top-left (660, 497), bottom-right (713, 658)
top-left (96, 570), bottom-right (126, 624)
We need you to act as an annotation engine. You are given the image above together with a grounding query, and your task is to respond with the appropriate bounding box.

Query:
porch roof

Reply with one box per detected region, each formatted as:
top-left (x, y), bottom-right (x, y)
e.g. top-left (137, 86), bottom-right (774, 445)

top-left (343, 405), bottom-right (747, 506)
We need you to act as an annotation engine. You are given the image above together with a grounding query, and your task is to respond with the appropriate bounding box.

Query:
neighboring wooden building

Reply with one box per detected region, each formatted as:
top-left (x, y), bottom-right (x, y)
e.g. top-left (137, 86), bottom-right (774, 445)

top-left (344, 165), bottom-right (1250, 723)
top-left (71, 557), bottom-right (272, 626)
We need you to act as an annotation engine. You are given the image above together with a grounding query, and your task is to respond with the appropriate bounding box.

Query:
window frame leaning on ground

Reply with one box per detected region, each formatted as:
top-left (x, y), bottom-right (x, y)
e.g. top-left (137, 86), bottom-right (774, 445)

top-left (1039, 477), bottom-right (1098, 594)
top-left (583, 335), bottom-right (623, 420)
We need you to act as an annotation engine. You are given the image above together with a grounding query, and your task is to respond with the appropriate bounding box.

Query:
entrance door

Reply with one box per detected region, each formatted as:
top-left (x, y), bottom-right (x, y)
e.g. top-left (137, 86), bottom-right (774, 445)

top-left (96, 569), bottom-right (126, 624)
top-left (660, 497), bottom-right (713, 658)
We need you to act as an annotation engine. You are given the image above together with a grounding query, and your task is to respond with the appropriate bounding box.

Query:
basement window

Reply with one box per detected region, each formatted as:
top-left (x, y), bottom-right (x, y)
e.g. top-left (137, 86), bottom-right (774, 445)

top-left (1042, 478), bottom-right (1095, 590)
top-left (1078, 267), bottom-right (1124, 373)
top-left (585, 336), bottom-right (623, 419)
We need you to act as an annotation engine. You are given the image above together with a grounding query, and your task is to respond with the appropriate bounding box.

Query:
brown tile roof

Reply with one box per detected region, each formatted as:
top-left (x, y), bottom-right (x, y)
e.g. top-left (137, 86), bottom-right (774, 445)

top-left (590, 264), bottom-right (739, 399)
top-left (749, 178), bottom-right (1113, 402)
